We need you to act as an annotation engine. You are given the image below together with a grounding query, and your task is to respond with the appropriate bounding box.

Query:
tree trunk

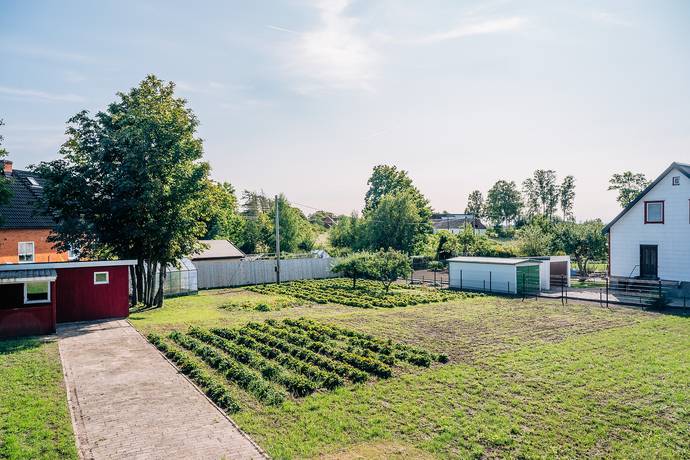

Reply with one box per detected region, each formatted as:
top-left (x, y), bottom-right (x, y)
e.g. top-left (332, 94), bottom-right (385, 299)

top-left (154, 264), bottom-right (166, 308)
top-left (136, 259), bottom-right (144, 304)
top-left (129, 265), bottom-right (138, 306)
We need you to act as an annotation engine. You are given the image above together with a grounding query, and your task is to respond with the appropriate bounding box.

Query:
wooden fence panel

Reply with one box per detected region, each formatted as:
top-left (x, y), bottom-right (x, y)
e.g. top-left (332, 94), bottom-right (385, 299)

top-left (194, 258), bottom-right (340, 289)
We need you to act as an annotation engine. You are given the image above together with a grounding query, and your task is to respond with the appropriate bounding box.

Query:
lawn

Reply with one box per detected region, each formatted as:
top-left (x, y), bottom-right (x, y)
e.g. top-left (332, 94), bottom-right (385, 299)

top-left (0, 338), bottom-right (77, 460)
top-left (130, 281), bottom-right (690, 459)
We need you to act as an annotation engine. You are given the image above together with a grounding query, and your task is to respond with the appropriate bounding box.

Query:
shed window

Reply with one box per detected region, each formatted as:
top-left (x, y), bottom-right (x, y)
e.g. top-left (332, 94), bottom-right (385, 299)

top-left (18, 242), bottom-right (35, 263)
top-left (24, 282), bottom-right (50, 304)
top-left (644, 201), bottom-right (664, 224)
top-left (94, 272), bottom-right (109, 285)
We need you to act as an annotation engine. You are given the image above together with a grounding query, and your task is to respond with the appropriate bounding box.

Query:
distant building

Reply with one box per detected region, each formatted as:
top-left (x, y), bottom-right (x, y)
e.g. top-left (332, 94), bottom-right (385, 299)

top-left (0, 160), bottom-right (70, 264)
top-left (430, 213), bottom-right (486, 235)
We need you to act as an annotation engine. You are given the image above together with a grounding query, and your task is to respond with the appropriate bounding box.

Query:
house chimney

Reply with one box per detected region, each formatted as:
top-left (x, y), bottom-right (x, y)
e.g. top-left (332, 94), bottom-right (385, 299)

top-left (2, 160), bottom-right (12, 175)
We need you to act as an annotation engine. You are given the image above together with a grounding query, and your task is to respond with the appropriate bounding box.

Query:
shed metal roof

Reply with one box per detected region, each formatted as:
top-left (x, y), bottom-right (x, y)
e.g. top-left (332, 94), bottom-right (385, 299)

top-left (0, 268), bottom-right (57, 284)
top-left (446, 256), bottom-right (541, 266)
top-left (192, 240), bottom-right (245, 260)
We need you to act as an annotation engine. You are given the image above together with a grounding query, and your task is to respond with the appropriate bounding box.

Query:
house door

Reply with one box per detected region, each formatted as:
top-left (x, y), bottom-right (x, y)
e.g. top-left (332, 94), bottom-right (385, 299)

top-left (639, 245), bottom-right (658, 279)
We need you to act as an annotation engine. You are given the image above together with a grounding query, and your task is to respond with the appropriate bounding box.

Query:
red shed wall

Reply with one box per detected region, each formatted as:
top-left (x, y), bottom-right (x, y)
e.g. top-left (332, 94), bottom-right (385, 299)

top-left (0, 282), bottom-right (56, 338)
top-left (56, 266), bottom-right (130, 323)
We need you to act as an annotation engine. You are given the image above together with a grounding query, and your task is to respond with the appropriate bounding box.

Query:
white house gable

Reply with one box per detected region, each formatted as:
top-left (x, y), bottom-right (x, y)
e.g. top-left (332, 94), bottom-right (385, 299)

top-left (608, 165), bottom-right (690, 282)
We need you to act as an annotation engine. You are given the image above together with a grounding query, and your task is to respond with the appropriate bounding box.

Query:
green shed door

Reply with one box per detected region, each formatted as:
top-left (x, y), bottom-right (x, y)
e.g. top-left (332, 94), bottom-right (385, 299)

top-left (516, 265), bottom-right (540, 295)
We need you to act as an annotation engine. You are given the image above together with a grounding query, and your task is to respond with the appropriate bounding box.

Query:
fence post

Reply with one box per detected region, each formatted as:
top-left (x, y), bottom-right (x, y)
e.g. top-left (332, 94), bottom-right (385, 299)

top-left (560, 275), bottom-right (564, 306)
top-left (658, 280), bottom-right (662, 301)
top-left (483, 279), bottom-right (486, 292)
top-left (460, 270), bottom-right (463, 291)
top-left (489, 271), bottom-right (492, 293)
top-left (606, 278), bottom-right (609, 308)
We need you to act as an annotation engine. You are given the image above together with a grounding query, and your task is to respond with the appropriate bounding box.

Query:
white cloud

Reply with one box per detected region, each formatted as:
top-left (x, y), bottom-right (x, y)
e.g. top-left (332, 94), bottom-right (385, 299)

top-left (277, 0), bottom-right (377, 92)
top-left (1, 44), bottom-right (90, 62)
top-left (0, 86), bottom-right (85, 103)
top-left (408, 17), bottom-right (527, 45)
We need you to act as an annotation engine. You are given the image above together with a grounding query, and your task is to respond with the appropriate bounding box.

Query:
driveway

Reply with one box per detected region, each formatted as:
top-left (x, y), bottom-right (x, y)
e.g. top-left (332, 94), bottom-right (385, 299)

top-left (58, 319), bottom-right (266, 460)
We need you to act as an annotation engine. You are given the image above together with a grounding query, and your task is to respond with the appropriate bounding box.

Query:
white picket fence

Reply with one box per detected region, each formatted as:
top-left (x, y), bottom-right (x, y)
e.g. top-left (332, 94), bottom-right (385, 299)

top-left (194, 257), bottom-right (340, 289)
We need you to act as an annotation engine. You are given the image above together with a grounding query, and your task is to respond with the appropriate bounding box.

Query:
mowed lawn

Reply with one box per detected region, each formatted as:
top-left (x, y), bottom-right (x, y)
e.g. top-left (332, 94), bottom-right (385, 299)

top-left (0, 338), bottom-right (77, 460)
top-left (130, 286), bottom-right (690, 459)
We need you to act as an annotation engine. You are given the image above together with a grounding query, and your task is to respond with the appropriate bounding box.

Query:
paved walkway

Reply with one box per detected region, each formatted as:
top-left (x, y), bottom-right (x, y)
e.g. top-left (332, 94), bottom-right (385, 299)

top-left (58, 319), bottom-right (266, 460)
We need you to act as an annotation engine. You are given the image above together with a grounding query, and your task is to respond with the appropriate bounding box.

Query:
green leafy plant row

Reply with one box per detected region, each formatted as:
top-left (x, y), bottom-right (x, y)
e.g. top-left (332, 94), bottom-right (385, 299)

top-left (209, 327), bottom-right (345, 389)
top-left (248, 278), bottom-right (478, 309)
top-left (248, 321), bottom-right (393, 379)
top-left (187, 327), bottom-right (317, 397)
top-left (147, 333), bottom-right (240, 413)
top-left (169, 331), bottom-right (286, 405)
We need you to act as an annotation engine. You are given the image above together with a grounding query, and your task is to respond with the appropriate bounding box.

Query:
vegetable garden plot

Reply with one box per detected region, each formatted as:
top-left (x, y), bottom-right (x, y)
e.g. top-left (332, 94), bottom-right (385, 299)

top-left (147, 318), bottom-right (446, 412)
top-left (247, 278), bottom-right (481, 308)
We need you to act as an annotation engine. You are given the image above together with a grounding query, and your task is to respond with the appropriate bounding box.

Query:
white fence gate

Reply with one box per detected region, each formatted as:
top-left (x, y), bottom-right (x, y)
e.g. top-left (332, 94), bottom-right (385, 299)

top-left (194, 257), bottom-right (340, 289)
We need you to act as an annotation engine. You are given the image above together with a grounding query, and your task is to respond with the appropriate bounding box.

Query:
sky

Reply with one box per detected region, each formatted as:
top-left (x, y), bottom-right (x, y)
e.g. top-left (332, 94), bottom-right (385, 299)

top-left (2, 0), bottom-right (690, 221)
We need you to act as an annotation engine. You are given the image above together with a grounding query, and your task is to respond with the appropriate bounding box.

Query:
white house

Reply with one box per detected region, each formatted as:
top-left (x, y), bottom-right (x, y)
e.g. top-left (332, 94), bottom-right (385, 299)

top-left (603, 162), bottom-right (690, 284)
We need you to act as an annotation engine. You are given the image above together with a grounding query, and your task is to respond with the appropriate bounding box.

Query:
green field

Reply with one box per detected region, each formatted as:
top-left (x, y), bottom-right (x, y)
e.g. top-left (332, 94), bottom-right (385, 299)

top-left (131, 282), bottom-right (690, 459)
top-left (0, 338), bottom-right (77, 460)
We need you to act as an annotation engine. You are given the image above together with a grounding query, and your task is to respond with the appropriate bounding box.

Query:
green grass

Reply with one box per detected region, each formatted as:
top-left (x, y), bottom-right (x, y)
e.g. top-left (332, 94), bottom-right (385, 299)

top-left (131, 286), bottom-right (690, 459)
top-left (0, 338), bottom-right (77, 460)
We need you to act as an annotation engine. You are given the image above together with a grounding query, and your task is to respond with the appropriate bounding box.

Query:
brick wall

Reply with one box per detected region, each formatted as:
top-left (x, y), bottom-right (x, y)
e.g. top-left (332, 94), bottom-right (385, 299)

top-left (0, 228), bottom-right (69, 263)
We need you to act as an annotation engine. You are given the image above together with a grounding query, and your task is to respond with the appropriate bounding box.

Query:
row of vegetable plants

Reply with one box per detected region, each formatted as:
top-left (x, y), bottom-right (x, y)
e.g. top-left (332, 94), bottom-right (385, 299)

top-left (248, 278), bottom-right (477, 308)
top-left (169, 331), bottom-right (286, 405)
top-left (147, 333), bottom-right (240, 413)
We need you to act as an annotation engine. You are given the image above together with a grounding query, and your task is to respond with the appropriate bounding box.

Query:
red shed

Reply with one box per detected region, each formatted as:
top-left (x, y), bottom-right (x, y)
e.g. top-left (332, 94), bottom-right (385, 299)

top-left (0, 260), bottom-right (135, 339)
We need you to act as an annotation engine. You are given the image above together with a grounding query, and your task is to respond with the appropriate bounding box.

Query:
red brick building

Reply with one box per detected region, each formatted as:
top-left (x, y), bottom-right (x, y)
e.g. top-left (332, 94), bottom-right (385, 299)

top-left (0, 160), bottom-right (69, 264)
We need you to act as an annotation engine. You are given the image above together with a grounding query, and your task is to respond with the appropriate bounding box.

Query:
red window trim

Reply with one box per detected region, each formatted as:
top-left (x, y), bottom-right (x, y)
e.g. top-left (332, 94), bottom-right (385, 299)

top-left (644, 200), bottom-right (664, 224)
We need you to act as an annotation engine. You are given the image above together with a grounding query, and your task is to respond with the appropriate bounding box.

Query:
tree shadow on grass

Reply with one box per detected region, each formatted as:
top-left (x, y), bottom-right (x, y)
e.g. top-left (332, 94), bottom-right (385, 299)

top-left (0, 337), bottom-right (45, 355)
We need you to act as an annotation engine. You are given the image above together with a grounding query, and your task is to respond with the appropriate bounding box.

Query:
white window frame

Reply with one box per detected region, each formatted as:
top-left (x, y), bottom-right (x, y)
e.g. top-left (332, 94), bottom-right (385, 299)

top-left (23, 281), bottom-right (51, 304)
top-left (27, 176), bottom-right (41, 188)
top-left (94, 271), bottom-right (110, 285)
top-left (18, 241), bottom-right (35, 263)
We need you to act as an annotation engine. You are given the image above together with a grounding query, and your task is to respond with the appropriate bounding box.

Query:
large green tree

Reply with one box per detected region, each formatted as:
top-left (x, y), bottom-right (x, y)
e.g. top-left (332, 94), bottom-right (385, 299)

top-left (202, 181), bottom-right (244, 244)
top-left (523, 170), bottom-right (559, 220)
top-left (464, 190), bottom-right (484, 218)
top-left (329, 212), bottom-right (365, 250)
top-left (33, 75), bottom-right (209, 308)
top-left (559, 175), bottom-right (576, 221)
top-left (267, 194), bottom-right (315, 253)
top-left (0, 119), bottom-right (12, 224)
top-left (608, 171), bottom-right (650, 207)
top-left (365, 191), bottom-right (432, 254)
top-left (485, 180), bottom-right (523, 226)
top-left (363, 165), bottom-right (428, 215)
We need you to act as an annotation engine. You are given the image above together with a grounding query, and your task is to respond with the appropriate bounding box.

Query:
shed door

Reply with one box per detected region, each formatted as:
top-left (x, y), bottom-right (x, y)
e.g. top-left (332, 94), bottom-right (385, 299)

top-left (516, 265), bottom-right (540, 295)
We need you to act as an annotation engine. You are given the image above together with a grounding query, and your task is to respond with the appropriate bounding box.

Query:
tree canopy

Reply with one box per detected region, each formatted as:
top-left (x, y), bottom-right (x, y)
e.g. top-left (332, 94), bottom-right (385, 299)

top-left (464, 190), bottom-right (484, 217)
top-left (365, 191), bottom-right (432, 254)
top-left (485, 180), bottom-right (522, 226)
top-left (33, 75), bottom-right (209, 308)
top-left (608, 171), bottom-right (650, 207)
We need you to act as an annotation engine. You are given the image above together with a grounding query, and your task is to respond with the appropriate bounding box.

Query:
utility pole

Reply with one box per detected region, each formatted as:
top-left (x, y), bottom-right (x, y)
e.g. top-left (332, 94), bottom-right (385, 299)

top-left (274, 194), bottom-right (281, 284)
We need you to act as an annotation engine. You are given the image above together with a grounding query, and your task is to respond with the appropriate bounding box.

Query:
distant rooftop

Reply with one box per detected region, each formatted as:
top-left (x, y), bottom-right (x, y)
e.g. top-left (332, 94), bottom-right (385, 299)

top-left (192, 240), bottom-right (245, 260)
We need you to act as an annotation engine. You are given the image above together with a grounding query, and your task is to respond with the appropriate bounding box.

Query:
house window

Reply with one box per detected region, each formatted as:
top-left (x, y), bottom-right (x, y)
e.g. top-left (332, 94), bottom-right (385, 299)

top-left (94, 272), bottom-right (109, 285)
top-left (644, 201), bottom-right (664, 224)
top-left (24, 281), bottom-right (50, 304)
top-left (672, 176), bottom-right (680, 186)
top-left (18, 242), bottom-right (35, 263)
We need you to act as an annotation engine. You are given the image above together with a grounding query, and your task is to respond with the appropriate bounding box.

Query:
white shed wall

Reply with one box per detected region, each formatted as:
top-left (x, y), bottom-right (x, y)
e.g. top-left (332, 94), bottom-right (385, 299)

top-left (609, 168), bottom-right (690, 282)
top-left (448, 262), bottom-right (517, 294)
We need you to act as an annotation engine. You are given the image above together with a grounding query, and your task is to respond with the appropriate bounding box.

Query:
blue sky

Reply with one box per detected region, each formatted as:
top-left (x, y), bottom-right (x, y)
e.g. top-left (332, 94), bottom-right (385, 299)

top-left (2, 0), bottom-right (689, 220)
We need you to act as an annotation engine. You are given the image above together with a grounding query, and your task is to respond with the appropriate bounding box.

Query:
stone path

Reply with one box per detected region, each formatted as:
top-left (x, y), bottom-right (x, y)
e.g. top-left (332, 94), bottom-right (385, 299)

top-left (58, 319), bottom-right (266, 460)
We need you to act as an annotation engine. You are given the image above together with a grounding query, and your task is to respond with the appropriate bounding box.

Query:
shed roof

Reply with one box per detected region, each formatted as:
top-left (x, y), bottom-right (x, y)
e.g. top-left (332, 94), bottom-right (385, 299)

top-left (603, 162), bottom-right (690, 233)
top-left (446, 256), bottom-right (540, 266)
top-left (192, 240), bottom-right (245, 260)
top-left (0, 268), bottom-right (57, 284)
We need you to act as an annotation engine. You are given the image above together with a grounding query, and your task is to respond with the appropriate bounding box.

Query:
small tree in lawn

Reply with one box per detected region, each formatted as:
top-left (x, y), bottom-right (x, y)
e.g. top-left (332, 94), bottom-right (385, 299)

top-left (332, 252), bottom-right (374, 289)
top-left (371, 249), bottom-right (412, 293)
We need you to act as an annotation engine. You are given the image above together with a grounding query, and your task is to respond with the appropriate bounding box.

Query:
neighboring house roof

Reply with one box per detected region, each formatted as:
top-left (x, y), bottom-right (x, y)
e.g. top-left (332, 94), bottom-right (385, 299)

top-left (602, 162), bottom-right (690, 233)
top-left (432, 216), bottom-right (486, 230)
top-left (447, 256), bottom-right (539, 266)
top-left (0, 167), bottom-right (54, 229)
top-left (192, 240), bottom-right (245, 260)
